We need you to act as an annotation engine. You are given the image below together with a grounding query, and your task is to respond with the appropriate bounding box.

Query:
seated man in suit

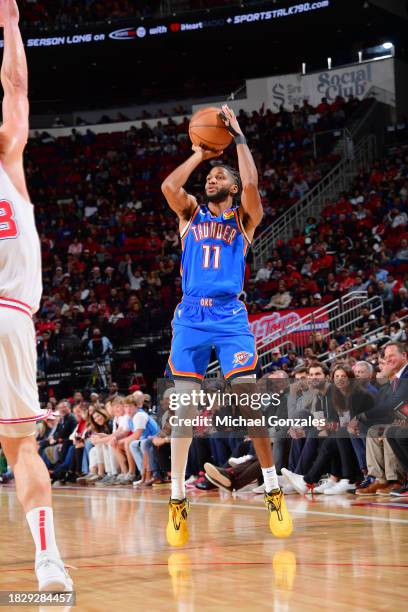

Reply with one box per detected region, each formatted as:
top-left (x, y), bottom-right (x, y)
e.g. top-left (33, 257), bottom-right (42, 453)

top-left (356, 341), bottom-right (408, 496)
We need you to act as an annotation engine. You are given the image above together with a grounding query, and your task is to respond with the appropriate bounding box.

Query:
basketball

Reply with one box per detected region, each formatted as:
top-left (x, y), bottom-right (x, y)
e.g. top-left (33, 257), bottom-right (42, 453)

top-left (189, 107), bottom-right (233, 151)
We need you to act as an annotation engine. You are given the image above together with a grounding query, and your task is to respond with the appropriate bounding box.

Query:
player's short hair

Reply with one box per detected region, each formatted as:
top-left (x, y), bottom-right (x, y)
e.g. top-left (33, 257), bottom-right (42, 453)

top-left (212, 163), bottom-right (242, 201)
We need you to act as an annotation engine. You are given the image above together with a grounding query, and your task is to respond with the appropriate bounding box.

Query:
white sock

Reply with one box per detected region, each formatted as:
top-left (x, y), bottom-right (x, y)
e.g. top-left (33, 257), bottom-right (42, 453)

top-left (171, 437), bottom-right (191, 500)
top-left (262, 466), bottom-right (279, 493)
top-left (170, 380), bottom-right (200, 500)
top-left (26, 507), bottom-right (61, 563)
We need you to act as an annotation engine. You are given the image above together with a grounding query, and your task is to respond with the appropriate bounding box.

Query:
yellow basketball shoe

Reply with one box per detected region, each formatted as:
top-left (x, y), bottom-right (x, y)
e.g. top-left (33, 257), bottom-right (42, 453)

top-left (264, 488), bottom-right (293, 538)
top-left (166, 498), bottom-right (190, 547)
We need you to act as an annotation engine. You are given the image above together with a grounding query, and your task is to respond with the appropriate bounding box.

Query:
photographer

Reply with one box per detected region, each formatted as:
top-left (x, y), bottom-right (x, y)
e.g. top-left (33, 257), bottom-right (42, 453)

top-left (87, 328), bottom-right (113, 365)
top-left (87, 327), bottom-right (113, 388)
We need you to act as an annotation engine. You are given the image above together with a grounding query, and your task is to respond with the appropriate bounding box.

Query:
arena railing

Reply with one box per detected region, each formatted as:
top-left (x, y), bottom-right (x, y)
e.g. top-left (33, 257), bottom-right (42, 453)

top-left (205, 291), bottom-right (383, 376)
top-left (252, 133), bottom-right (377, 270)
top-left (256, 293), bottom-right (383, 374)
top-left (320, 313), bottom-right (408, 364)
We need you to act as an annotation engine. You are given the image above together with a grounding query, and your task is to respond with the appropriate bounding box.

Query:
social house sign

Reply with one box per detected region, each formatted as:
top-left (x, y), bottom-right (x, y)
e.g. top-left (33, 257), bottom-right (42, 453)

top-left (264, 58), bottom-right (395, 111)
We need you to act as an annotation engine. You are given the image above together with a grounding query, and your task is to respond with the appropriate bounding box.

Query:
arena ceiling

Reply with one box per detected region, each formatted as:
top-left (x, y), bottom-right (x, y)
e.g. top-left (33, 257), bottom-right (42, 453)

top-left (2, 0), bottom-right (407, 114)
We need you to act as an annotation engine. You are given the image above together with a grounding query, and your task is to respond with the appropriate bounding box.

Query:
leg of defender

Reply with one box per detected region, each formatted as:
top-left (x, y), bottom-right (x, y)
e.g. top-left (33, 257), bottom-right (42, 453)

top-left (0, 434), bottom-right (73, 591)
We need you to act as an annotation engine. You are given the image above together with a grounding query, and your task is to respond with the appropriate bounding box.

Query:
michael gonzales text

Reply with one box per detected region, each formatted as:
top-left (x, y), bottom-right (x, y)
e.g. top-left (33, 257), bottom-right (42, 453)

top-left (169, 415), bottom-right (326, 428)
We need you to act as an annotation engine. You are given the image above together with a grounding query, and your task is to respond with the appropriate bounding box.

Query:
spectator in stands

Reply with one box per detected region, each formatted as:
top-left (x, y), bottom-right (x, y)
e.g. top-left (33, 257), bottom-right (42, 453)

top-left (262, 281), bottom-right (292, 310)
top-left (356, 343), bottom-right (408, 495)
top-left (82, 397), bottom-right (131, 486)
top-left (307, 332), bottom-right (328, 356)
top-left (285, 362), bottom-right (331, 483)
top-left (268, 348), bottom-right (290, 370)
top-left (390, 323), bottom-right (405, 342)
top-left (384, 424), bottom-right (408, 496)
top-left (286, 349), bottom-right (303, 371)
top-left (287, 365), bottom-right (313, 418)
top-left (113, 392), bottom-right (155, 485)
top-left (52, 404), bottom-right (89, 484)
top-left (255, 259), bottom-right (273, 282)
top-left (37, 330), bottom-right (60, 374)
top-left (391, 238), bottom-right (408, 263)
top-left (40, 400), bottom-right (77, 471)
top-left (82, 409), bottom-right (113, 484)
top-left (395, 287), bottom-right (408, 311)
top-left (204, 454), bottom-right (263, 494)
top-left (107, 397), bottom-right (137, 484)
top-left (37, 412), bottom-right (60, 459)
top-left (353, 361), bottom-right (378, 395)
top-left (142, 388), bottom-right (173, 485)
top-left (283, 364), bottom-right (374, 495)
top-left (128, 394), bottom-right (160, 486)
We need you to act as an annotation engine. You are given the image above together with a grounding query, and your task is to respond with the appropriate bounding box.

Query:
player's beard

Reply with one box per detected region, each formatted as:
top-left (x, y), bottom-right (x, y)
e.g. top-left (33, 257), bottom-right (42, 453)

top-left (206, 187), bottom-right (231, 203)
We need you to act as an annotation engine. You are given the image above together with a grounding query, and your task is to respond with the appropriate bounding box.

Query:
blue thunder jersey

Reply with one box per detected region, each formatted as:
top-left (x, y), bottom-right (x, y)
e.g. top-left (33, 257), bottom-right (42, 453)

top-left (180, 205), bottom-right (250, 299)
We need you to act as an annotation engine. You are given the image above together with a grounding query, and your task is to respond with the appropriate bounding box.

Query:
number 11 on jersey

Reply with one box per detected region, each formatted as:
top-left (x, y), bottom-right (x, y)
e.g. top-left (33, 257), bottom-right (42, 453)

top-left (202, 244), bottom-right (221, 269)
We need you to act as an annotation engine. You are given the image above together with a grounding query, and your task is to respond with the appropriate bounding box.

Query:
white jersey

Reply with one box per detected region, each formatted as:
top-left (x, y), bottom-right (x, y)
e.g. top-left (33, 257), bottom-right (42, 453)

top-left (0, 162), bottom-right (42, 314)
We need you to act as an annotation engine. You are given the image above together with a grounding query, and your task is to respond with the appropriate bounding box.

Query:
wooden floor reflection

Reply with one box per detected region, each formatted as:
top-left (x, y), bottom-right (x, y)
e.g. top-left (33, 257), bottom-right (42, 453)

top-left (1, 485), bottom-right (407, 611)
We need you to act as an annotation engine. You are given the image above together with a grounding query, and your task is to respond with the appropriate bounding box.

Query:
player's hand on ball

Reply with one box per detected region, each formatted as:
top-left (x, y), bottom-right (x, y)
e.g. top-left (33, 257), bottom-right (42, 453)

top-left (0, 0), bottom-right (19, 25)
top-left (192, 144), bottom-right (223, 160)
top-left (219, 104), bottom-right (243, 137)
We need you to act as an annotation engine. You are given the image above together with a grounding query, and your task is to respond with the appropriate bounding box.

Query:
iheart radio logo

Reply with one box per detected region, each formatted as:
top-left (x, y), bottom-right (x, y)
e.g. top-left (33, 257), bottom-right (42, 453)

top-left (170, 23), bottom-right (181, 32)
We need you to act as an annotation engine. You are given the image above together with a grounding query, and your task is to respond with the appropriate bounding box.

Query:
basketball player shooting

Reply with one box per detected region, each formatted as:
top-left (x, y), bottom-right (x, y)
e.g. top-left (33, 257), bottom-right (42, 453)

top-left (162, 104), bottom-right (293, 546)
top-left (0, 0), bottom-right (72, 591)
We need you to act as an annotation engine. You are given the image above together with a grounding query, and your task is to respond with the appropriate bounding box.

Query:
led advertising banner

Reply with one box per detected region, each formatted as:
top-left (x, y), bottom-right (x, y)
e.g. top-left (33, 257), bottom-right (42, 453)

top-left (0, 0), bottom-right (333, 49)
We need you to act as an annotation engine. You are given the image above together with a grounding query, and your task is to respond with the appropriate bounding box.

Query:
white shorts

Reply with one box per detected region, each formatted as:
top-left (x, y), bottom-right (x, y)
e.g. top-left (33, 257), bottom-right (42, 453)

top-left (0, 307), bottom-right (50, 438)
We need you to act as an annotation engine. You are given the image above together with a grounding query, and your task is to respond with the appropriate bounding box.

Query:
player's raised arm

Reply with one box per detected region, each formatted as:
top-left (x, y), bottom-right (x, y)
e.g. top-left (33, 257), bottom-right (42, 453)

top-left (219, 105), bottom-right (263, 230)
top-left (161, 146), bottom-right (221, 221)
top-left (0, 0), bottom-right (30, 200)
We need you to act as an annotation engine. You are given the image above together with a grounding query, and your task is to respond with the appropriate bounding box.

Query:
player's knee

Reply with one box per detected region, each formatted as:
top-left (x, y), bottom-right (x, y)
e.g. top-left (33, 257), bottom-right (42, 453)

top-left (230, 374), bottom-right (257, 384)
top-left (0, 434), bottom-right (35, 467)
top-left (230, 375), bottom-right (257, 394)
top-left (171, 423), bottom-right (193, 439)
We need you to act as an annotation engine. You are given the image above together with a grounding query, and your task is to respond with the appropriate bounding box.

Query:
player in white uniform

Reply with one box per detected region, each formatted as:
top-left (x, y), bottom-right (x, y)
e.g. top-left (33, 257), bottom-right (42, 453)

top-left (0, 0), bottom-right (72, 592)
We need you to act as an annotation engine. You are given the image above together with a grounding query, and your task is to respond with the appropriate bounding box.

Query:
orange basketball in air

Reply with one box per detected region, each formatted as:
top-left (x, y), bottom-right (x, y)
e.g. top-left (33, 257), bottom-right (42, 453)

top-left (189, 106), bottom-right (233, 152)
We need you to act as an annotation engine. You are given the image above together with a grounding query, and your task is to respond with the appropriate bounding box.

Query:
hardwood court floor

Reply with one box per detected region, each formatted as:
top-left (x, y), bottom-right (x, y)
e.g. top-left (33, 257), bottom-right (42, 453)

top-left (0, 484), bottom-right (407, 611)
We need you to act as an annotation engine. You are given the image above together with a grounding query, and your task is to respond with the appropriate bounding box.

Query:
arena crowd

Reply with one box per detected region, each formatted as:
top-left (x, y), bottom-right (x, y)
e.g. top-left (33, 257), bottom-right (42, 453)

top-left (1, 95), bottom-right (407, 500)
top-left (2, 342), bottom-right (407, 500)
top-left (30, 99), bottom-right (376, 381)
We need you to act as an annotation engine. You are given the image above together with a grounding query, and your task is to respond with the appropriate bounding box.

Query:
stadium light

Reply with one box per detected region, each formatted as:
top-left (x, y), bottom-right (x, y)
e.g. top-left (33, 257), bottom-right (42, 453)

top-left (327, 57), bottom-right (332, 70)
top-left (358, 51), bottom-right (363, 63)
top-left (302, 62), bottom-right (306, 75)
top-left (382, 42), bottom-right (393, 49)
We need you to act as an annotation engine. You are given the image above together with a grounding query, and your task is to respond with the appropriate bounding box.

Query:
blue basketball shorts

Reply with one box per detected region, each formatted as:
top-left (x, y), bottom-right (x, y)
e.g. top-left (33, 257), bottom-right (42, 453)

top-left (167, 295), bottom-right (258, 383)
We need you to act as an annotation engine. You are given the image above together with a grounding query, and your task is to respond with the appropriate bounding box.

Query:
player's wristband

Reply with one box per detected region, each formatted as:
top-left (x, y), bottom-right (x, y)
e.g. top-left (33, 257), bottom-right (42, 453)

top-left (218, 111), bottom-right (246, 144)
top-left (234, 134), bottom-right (247, 145)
